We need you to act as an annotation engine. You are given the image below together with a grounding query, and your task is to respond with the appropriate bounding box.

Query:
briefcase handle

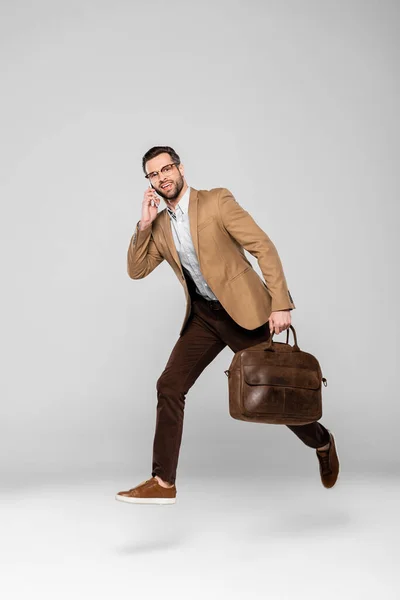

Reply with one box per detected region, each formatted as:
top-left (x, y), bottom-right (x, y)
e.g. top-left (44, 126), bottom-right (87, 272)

top-left (264, 325), bottom-right (300, 352)
top-left (224, 325), bottom-right (327, 386)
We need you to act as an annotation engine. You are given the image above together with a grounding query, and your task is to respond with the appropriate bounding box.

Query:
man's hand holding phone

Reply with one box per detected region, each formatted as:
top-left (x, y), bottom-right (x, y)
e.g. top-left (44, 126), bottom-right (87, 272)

top-left (139, 187), bottom-right (161, 231)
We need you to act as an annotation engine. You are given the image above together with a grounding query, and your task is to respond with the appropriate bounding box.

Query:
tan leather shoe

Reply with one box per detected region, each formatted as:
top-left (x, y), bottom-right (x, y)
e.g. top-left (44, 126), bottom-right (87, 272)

top-left (115, 477), bottom-right (177, 504)
top-left (316, 431), bottom-right (340, 488)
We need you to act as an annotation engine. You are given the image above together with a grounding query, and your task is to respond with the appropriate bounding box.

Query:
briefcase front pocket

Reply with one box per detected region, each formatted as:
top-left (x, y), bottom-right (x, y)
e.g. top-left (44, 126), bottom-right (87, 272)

top-left (241, 364), bottom-right (322, 423)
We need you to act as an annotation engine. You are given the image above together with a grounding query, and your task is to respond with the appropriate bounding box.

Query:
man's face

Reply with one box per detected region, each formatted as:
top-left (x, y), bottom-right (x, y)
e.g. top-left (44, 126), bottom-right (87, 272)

top-left (145, 152), bottom-right (185, 201)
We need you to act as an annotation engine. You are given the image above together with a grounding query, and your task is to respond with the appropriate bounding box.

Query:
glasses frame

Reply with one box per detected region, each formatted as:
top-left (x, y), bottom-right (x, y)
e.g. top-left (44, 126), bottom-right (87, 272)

top-left (144, 162), bottom-right (179, 181)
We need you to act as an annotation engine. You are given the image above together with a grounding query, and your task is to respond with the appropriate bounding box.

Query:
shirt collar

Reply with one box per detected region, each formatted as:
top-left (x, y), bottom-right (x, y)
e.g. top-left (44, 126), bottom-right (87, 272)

top-left (167, 186), bottom-right (190, 218)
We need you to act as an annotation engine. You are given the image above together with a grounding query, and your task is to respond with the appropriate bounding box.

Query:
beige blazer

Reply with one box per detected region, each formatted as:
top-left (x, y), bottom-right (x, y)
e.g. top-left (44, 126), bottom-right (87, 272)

top-left (127, 186), bottom-right (295, 335)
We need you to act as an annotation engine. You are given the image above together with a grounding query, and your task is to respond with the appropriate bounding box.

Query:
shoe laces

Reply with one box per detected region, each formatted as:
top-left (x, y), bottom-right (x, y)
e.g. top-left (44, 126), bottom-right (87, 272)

top-left (317, 450), bottom-right (332, 475)
top-left (128, 478), bottom-right (153, 492)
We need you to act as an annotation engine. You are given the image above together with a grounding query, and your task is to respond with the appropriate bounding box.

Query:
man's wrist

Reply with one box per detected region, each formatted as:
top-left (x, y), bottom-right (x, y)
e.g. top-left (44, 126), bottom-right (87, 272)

top-left (139, 220), bottom-right (152, 231)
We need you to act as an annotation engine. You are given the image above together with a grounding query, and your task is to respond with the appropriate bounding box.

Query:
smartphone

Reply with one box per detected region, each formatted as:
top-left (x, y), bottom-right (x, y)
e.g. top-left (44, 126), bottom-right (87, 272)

top-left (149, 183), bottom-right (161, 207)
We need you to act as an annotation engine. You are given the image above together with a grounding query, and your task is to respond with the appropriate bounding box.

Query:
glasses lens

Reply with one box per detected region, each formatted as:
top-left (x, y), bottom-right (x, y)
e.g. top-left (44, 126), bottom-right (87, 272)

top-left (145, 163), bottom-right (177, 180)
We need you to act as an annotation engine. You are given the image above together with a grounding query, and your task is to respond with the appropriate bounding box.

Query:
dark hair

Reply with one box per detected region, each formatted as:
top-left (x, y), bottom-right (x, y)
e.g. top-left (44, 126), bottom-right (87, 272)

top-left (142, 146), bottom-right (181, 175)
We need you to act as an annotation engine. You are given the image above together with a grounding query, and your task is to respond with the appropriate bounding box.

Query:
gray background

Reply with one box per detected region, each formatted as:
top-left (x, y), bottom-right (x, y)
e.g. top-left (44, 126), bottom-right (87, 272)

top-left (1, 2), bottom-right (399, 597)
top-left (2, 0), bottom-right (399, 478)
top-left (1, 0), bottom-right (399, 477)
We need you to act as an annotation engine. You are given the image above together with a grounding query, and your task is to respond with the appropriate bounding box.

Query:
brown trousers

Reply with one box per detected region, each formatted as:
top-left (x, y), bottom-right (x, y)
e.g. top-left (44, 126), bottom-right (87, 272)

top-left (151, 282), bottom-right (330, 484)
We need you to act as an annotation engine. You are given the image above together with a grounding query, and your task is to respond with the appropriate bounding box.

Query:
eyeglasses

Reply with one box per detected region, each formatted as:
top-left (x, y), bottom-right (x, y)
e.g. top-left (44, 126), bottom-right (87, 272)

top-left (144, 162), bottom-right (179, 182)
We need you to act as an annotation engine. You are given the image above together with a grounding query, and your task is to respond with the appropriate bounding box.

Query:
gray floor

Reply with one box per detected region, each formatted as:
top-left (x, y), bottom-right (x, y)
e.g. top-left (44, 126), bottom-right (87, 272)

top-left (2, 471), bottom-right (399, 600)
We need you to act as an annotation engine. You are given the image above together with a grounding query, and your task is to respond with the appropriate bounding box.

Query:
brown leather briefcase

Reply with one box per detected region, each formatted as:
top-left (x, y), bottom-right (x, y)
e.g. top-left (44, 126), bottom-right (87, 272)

top-left (224, 325), bottom-right (328, 425)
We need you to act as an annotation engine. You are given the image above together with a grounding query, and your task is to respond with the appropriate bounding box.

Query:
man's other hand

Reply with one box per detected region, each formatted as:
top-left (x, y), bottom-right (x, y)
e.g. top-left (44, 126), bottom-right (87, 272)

top-left (269, 309), bottom-right (291, 335)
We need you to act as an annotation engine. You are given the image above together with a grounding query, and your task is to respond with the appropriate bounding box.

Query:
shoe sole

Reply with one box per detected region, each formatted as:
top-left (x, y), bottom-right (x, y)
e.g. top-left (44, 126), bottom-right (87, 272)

top-left (115, 494), bottom-right (176, 505)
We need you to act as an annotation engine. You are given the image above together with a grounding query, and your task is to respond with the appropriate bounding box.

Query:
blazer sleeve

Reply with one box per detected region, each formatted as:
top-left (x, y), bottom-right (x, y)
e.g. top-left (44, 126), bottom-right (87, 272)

top-left (127, 220), bottom-right (165, 279)
top-left (217, 188), bottom-right (295, 312)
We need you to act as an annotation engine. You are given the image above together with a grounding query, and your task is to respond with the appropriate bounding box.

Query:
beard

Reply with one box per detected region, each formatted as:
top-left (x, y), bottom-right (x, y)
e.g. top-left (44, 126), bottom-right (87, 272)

top-left (155, 175), bottom-right (184, 201)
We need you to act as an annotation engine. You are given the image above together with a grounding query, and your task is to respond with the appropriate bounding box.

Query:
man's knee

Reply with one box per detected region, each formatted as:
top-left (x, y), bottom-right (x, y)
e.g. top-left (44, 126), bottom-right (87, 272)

top-left (156, 373), bottom-right (167, 394)
top-left (156, 371), bottom-right (190, 400)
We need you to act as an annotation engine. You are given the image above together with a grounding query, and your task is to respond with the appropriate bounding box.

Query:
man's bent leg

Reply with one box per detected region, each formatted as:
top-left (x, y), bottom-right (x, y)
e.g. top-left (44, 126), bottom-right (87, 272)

top-left (286, 422), bottom-right (331, 448)
top-left (151, 303), bottom-right (226, 485)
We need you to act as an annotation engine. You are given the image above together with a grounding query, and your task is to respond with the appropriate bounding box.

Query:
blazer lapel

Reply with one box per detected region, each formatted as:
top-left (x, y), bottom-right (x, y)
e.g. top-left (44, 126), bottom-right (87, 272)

top-left (160, 186), bottom-right (199, 272)
top-left (161, 209), bottom-right (180, 271)
top-left (188, 187), bottom-right (199, 261)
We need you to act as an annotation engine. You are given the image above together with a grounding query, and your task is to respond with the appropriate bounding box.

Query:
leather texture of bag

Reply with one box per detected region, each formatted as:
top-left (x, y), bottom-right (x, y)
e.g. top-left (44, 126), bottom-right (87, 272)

top-left (224, 325), bottom-right (328, 425)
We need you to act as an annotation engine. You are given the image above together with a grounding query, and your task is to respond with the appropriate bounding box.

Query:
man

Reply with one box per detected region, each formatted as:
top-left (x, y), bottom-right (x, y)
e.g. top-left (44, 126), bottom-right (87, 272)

top-left (116, 146), bottom-right (339, 505)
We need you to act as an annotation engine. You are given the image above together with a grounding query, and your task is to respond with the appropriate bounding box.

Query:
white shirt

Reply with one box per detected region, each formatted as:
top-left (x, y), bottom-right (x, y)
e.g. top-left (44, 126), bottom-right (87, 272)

top-left (166, 186), bottom-right (218, 301)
